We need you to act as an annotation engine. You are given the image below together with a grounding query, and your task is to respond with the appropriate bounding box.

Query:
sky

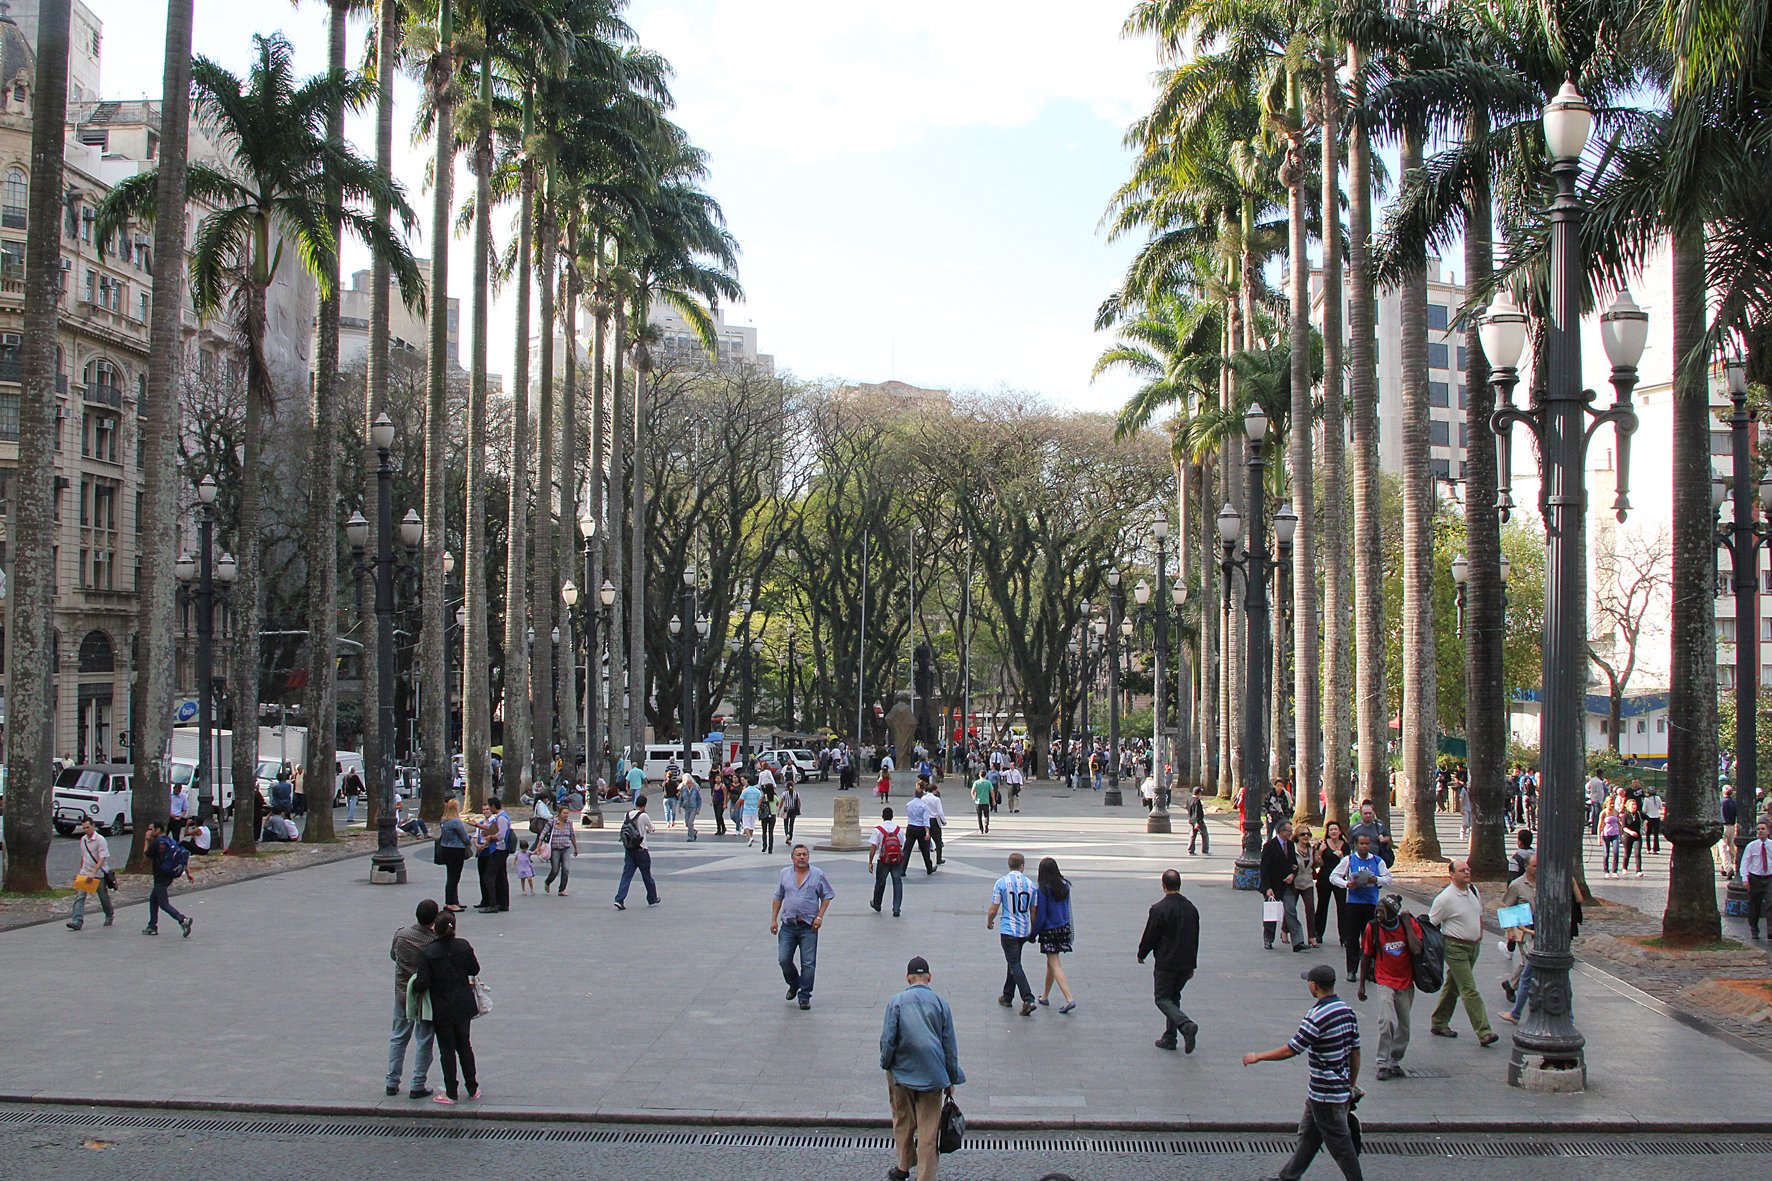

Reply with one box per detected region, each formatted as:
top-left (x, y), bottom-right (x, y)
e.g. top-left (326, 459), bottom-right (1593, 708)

top-left (80, 0), bottom-right (1159, 412)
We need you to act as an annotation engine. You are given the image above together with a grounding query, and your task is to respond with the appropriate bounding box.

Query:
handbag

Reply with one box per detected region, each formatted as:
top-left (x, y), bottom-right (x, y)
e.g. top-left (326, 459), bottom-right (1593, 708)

top-left (470, 976), bottom-right (492, 1016)
top-left (937, 1096), bottom-right (966, 1154)
top-left (1262, 900), bottom-right (1284, 923)
top-left (102, 869), bottom-right (119, 891)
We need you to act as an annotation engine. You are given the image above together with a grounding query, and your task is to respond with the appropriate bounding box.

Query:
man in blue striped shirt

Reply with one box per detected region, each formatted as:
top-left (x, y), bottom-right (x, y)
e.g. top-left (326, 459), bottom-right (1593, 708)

top-left (1242, 962), bottom-right (1364, 1181)
top-left (986, 853), bottom-right (1038, 1016)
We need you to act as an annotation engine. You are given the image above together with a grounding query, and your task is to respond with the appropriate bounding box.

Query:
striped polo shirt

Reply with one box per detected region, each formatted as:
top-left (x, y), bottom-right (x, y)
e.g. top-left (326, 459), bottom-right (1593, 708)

top-left (1288, 995), bottom-right (1361, 1103)
top-left (993, 871), bottom-right (1037, 939)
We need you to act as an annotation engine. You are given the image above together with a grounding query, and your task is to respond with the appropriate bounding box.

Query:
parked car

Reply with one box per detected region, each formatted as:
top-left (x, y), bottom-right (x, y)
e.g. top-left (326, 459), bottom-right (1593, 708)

top-left (52, 764), bottom-right (134, 836)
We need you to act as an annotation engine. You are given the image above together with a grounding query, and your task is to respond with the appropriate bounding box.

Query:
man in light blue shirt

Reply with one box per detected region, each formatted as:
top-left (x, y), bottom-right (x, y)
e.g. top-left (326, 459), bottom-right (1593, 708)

top-left (625, 762), bottom-right (645, 799)
top-left (880, 955), bottom-right (964, 1181)
top-left (904, 785), bottom-right (936, 874)
top-left (771, 844), bottom-right (835, 1009)
top-left (986, 853), bottom-right (1039, 1014)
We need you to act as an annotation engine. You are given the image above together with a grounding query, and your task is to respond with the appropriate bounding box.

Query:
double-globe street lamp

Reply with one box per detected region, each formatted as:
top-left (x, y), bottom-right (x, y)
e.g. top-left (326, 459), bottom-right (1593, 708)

top-left (1483, 79), bottom-right (1647, 1092)
top-left (1104, 570), bottom-right (1125, 806)
top-left (174, 474), bottom-right (236, 842)
top-left (728, 598), bottom-right (764, 768)
top-left (562, 561), bottom-right (616, 823)
top-left (346, 413), bottom-right (424, 885)
top-left (1135, 520), bottom-right (1188, 834)
top-left (668, 563), bottom-right (709, 773)
top-left (1451, 551), bottom-right (1513, 636)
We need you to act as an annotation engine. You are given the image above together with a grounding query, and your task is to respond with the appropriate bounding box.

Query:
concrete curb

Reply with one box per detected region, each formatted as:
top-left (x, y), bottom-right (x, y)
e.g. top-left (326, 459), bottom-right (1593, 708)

top-left (5, 1094), bottom-right (1772, 1135)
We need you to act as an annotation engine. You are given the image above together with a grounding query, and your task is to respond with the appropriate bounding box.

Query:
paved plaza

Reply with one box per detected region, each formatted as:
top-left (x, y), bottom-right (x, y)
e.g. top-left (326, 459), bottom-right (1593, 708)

top-left (2, 778), bottom-right (1768, 1130)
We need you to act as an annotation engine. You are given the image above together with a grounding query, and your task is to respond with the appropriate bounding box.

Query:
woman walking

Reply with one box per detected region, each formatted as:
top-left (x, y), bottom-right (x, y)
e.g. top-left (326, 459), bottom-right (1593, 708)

top-left (1599, 799), bottom-right (1624, 877)
top-left (1032, 856), bottom-right (1077, 1013)
top-left (759, 783), bottom-right (778, 853)
top-left (413, 911), bottom-right (481, 1104)
top-left (1293, 826), bottom-right (1320, 946)
top-left (1620, 796), bottom-right (1645, 877)
top-left (541, 806), bottom-right (579, 895)
top-left (1314, 820), bottom-right (1347, 947)
top-left (876, 764), bottom-right (892, 802)
top-left (436, 800), bottom-right (474, 912)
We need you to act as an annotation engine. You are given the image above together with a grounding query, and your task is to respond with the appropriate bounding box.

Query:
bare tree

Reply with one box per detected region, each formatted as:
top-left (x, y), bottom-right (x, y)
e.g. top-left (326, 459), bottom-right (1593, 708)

top-left (1588, 526), bottom-right (1672, 752)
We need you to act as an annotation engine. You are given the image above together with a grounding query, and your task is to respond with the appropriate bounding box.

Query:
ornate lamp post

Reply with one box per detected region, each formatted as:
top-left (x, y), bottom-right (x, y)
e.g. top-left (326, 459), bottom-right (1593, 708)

top-left (1484, 79), bottom-right (1645, 1093)
top-left (173, 475), bottom-right (234, 843)
top-left (1220, 404), bottom-right (1280, 889)
top-left (783, 618), bottom-right (797, 733)
top-left (668, 563), bottom-right (704, 773)
top-left (1451, 552), bottom-right (1511, 637)
top-left (346, 413), bottom-right (423, 884)
top-left (1105, 570), bottom-right (1125, 805)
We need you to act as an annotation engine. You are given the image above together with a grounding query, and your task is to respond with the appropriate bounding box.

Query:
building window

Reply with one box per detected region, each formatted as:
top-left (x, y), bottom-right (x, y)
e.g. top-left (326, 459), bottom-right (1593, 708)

top-left (1459, 422), bottom-right (1469, 448)
top-left (1636, 718), bottom-right (1646, 734)
top-left (1430, 456), bottom-right (1450, 479)
top-left (1657, 716), bottom-right (1667, 733)
top-left (1430, 419), bottom-right (1450, 446)
top-left (1457, 384), bottom-right (1467, 409)
top-left (1430, 381), bottom-right (1450, 407)
top-left (0, 332), bottom-right (18, 382)
top-left (1, 167), bottom-right (25, 228)
top-left (1428, 342), bottom-right (1450, 369)
top-left (0, 239), bottom-right (22, 291)
top-left (1457, 345), bottom-right (1469, 371)
top-left (1428, 304), bottom-right (1449, 330)
top-left (1599, 719), bottom-right (1609, 735)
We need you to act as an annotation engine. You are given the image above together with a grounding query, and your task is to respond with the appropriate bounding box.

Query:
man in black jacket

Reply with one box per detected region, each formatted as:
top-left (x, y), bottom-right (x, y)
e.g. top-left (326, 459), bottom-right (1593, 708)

top-left (1137, 869), bottom-right (1201, 1053)
top-left (1261, 819), bottom-right (1306, 952)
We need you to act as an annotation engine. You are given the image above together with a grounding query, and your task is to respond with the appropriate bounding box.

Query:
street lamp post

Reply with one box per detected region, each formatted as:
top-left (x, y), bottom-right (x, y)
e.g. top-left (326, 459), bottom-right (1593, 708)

top-left (174, 475), bottom-right (235, 844)
top-left (1715, 357), bottom-right (1770, 915)
top-left (1105, 570), bottom-right (1125, 806)
top-left (1485, 80), bottom-right (1645, 1093)
top-left (784, 618), bottom-right (797, 733)
top-left (1451, 552), bottom-right (1512, 637)
top-left (1221, 404), bottom-right (1282, 889)
top-left (347, 413), bottom-right (424, 885)
top-left (1149, 516), bottom-right (1186, 832)
top-left (669, 565), bottom-right (704, 773)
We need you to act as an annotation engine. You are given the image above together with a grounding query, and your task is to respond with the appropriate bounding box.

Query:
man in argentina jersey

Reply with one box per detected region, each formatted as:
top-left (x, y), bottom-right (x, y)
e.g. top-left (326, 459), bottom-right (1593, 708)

top-left (986, 853), bottom-right (1039, 1016)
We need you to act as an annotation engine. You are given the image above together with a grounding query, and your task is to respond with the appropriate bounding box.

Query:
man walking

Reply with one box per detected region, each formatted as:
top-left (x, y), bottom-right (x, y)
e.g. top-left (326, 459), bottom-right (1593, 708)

top-left (1187, 787), bottom-right (1209, 855)
top-left (67, 817), bottom-right (115, 930)
top-left (386, 898), bottom-right (437, 1099)
top-left (925, 783), bottom-right (947, 865)
top-left (971, 771), bottom-right (993, 833)
top-left (870, 807), bottom-right (908, 917)
top-left (474, 797), bottom-right (513, 912)
top-left (1330, 832), bottom-right (1390, 981)
top-left (904, 784), bottom-right (937, 874)
top-left (880, 955), bottom-right (964, 1181)
top-left (1347, 800), bottom-right (1395, 866)
top-left (1356, 894), bottom-right (1420, 1080)
top-left (771, 844), bottom-right (834, 1009)
top-left (1243, 963), bottom-right (1364, 1181)
top-left (1262, 819), bottom-right (1307, 952)
top-left (141, 822), bottom-right (195, 937)
top-left (681, 772), bottom-right (702, 841)
top-left (986, 852), bottom-right (1038, 1015)
top-left (1742, 819), bottom-right (1772, 939)
top-left (1137, 868), bottom-right (1200, 1053)
top-left (613, 793), bottom-right (660, 909)
top-left (1428, 859), bottom-right (1498, 1046)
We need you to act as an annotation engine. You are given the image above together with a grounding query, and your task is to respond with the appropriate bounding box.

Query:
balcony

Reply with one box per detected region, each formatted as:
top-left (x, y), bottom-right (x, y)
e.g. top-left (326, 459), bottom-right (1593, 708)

top-left (81, 382), bottom-right (123, 409)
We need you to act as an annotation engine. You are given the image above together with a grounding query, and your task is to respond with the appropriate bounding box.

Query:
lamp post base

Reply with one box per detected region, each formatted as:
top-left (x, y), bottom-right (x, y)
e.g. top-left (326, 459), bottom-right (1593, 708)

top-left (1232, 855), bottom-right (1263, 891)
top-left (1103, 786), bottom-right (1123, 806)
top-left (369, 848), bottom-right (407, 885)
top-left (580, 803), bottom-right (605, 830)
top-left (1724, 880), bottom-right (1750, 917)
top-left (1508, 1046), bottom-right (1586, 1092)
top-left (1146, 808), bottom-right (1172, 834)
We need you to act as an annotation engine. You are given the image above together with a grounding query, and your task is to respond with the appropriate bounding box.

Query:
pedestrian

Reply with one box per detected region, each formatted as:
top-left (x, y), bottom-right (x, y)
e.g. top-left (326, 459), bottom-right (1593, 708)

top-left (1742, 819), bottom-right (1772, 939)
top-left (1294, 826), bottom-right (1320, 946)
top-left (877, 763), bottom-right (892, 802)
top-left (412, 910), bottom-right (480, 1105)
top-left (904, 783), bottom-right (937, 874)
top-left (1498, 854), bottom-right (1538, 1020)
top-left (662, 768), bottom-right (680, 827)
top-left (1314, 821), bottom-right (1347, 947)
top-left (1508, 828), bottom-right (1534, 880)
top-left (1242, 963), bottom-right (1365, 1181)
top-left (759, 782), bottom-right (778, 853)
top-left (541, 806), bottom-right (578, 896)
top-left (141, 821), bottom-right (195, 938)
top-left (1642, 787), bottom-right (1664, 852)
top-left (1356, 893), bottom-right (1420, 1080)
top-left (880, 955), bottom-right (965, 1181)
top-left (624, 759), bottom-right (644, 801)
top-left (344, 766), bottom-right (364, 825)
top-left (971, 771), bottom-right (993, 833)
top-left (66, 816), bottom-right (115, 930)
top-left (168, 783), bottom-right (190, 840)
top-left (1262, 819), bottom-right (1307, 952)
top-left (1187, 786), bottom-right (1209, 854)
top-left (740, 775), bottom-right (763, 846)
top-left (436, 799), bottom-right (473, 912)
top-left (1721, 785), bottom-right (1739, 878)
top-left (613, 793), bottom-right (660, 909)
top-left (771, 844), bottom-right (835, 1009)
top-left (1033, 856), bottom-right (1076, 1013)
top-left (986, 852), bottom-right (1039, 1016)
top-left (1598, 798), bottom-right (1623, 877)
top-left (1347, 799), bottom-right (1395, 867)
top-left (870, 806), bottom-right (908, 916)
top-left (681, 772), bottom-right (703, 842)
top-left (1329, 832), bottom-right (1390, 982)
top-left (515, 840), bottom-right (536, 895)
top-left (1620, 797), bottom-right (1645, 877)
top-left (1428, 858), bottom-right (1498, 1047)
top-left (1006, 764), bottom-right (1023, 812)
top-left (780, 780), bottom-right (800, 845)
top-left (711, 775), bottom-right (728, 837)
top-left (1138, 868), bottom-right (1201, 1052)
top-left (473, 798), bottom-right (513, 913)
top-left (925, 783), bottom-right (947, 865)
top-left (387, 898), bottom-right (438, 1100)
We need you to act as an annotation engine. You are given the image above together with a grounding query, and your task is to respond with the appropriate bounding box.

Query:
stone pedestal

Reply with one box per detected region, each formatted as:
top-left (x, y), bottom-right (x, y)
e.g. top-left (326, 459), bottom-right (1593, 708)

top-left (818, 792), bottom-right (868, 851)
top-left (580, 806), bottom-right (605, 830)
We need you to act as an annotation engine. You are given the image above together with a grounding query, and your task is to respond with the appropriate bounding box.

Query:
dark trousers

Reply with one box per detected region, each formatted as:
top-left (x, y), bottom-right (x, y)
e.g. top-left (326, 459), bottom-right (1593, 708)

top-left (904, 824), bottom-right (935, 872)
top-left (147, 878), bottom-right (188, 930)
top-left (762, 815), bottom-right (776, 853)
top-left (442, 851), bottom-right (465, 907)
top-left (544, 846), bottom-right (570, 891)
top-left (433, 1018), bottom-right (478, 1100)
top-left (1265, 886), bottom-right (1305, 949)
top-left (713, 801), bottom-right (727, 835)
top-left (477, 851), bottom-right (510, 910)
top-left (1343, 902), bottom-right (1376, 976)
top-left (1646, 816), bottom-right (1662, 851)
top-left (929, 819), bottom-right (944, 862)
top-left (1622, 834), bottom-right (1643, 871)
top-left (1316, 885), bottom-right (1345, 947)
top-left (999, 933), bottom-right (1034, 1003)
top-left (1278, 1099), bottom-right (1363, 1181)
top-left (873, 859), bottom-right (905, 914)
top-left (1153, 968), bottom-right (1195, 1046)
top-left (783, 813), bottom-right (796, 843)
top-left (1189, 817), bottom-right (1209, 854)
top-left (1748, 874), bottom-right (1771, 934)
top-left (976, 804), bottom-right (990, 833)
top-left (615, 847), bottom-right (659, 904)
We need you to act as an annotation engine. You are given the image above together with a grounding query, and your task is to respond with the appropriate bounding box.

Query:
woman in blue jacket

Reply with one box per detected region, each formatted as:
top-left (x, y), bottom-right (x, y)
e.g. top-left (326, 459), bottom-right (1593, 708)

top-left (1033, 857), bottom-right (1076, 1013)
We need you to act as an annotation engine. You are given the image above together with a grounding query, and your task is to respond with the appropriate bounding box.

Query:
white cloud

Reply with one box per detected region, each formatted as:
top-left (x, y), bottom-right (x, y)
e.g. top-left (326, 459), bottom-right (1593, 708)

top-left (633, 0), bottom-right (1156, 161)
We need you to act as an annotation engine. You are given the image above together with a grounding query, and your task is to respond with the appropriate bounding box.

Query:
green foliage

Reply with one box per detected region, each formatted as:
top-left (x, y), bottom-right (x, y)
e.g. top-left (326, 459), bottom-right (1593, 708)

top-left (1506, 736), bottom-right (1540, 770)
top-left (1715, 688), bottom-right (1772, 787)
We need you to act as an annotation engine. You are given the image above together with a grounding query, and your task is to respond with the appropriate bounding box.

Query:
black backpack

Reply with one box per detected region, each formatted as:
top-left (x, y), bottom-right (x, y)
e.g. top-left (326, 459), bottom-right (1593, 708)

top-left (619, 811), bottom-right (643, 851)
top-left (1412, 916), bottom-right (1447, 994)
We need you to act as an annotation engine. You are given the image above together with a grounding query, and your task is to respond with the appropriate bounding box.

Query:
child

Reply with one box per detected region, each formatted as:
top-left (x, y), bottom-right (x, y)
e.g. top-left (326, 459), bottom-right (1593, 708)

top-left (516, 839), bottom-right (536, 895)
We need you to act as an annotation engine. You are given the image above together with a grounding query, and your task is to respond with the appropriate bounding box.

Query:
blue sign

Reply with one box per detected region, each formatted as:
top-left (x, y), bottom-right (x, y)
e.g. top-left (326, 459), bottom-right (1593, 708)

top-left (175, 700), bottom-right (199, 723)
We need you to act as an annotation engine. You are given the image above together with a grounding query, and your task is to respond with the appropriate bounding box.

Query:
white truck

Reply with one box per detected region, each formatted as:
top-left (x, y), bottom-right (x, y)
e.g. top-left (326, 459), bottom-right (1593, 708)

top-left (168, 727), bottom-right (236, 816)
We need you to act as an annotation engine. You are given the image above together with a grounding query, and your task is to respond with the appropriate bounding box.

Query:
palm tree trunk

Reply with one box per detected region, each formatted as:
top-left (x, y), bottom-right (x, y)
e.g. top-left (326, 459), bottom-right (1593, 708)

top-left (558, 226), bottom-right (581, 772)
top-left (460, 15), bottom-right (495, 808)
top-left (1318, 43), bottom-right (1351, 830)
top-left (1175, 458), bottom-right (1194, 786)
top-left (1286, 121), bottom-right (1321, 825)
top-left (1396, 110), bottom-right (1440, 863)
top-left (530, 166), bottom-right (557, 784)
top-left (0, 0), bottom-right (73, 892)
top-left (1199, 454), bottom-right (1219, 793)
top-left (628, 335), bottom-right (650, 760)
top-left (607, 302), bottom-right (628, 762)
top-left (503, 106), bottom-right (534, 802)
top-left (1347, 41), bottom-right (1390, 825)
top-left (227, 260), bottom-right (274, 858)
top-left (301, 0), bottom-right (349, 844)
top-left (1663, 222), bottom-right (1723, 941)
top-left (1461, 102), bottom-right (1506, 878)
top-left (125, 0), bottom-right (194, 875)
top-left (588, 257), bottom-right (610, 779)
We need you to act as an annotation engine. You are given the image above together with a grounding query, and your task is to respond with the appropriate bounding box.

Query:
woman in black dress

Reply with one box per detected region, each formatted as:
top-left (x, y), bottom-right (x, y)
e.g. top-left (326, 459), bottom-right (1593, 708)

top-left (414, 910), bottom-right (481, 1104)
top-left (1314, 820), bottom-right (1348, 946)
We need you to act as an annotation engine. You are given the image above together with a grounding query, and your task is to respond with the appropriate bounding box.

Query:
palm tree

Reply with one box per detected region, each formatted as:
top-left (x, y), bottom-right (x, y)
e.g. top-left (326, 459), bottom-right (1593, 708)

top-left (98, 34), bottom-right (421, 856)
top-left (1316, 31), bottom-right (1352, 829)
top-left (0, 0), bottom-right (73, 893)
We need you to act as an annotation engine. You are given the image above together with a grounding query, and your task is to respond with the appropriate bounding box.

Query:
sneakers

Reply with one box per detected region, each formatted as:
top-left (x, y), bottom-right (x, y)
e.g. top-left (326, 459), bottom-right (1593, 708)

top-left (467, 1089), bottom-right (481, 1100)
top-left (142, 926), bottom-right (158, 936)
top-left (1019, 1001), bottom-right (1037, 1016)
top-left (1181, 1021), bottom-right (1198, 1054)
top-left (66, 921), bottom-right (82, 931)
top-left (103, 914), bottom-right (113, 927)
top-left (409, 1087), bottom-right (433, 1099)
top-left (180, 917), bottom-right (194, 938)
top-left (433, 1094), bottom-right (456, 1105)
top-left (798, 998), bottom-right (811, 1010)
top-left (613, 901), bottom-right (626, 910)
top-left (787, 986), bottom-right (800, 1001)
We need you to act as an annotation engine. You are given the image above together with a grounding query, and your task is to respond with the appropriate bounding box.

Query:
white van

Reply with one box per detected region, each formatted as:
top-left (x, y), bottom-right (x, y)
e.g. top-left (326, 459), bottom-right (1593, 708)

top-left (168, 757), bottom-right (236, 816)
top-left (52, 764), bottom-right (133, 836)
top-left (641, 742), bottom-right (715, 783)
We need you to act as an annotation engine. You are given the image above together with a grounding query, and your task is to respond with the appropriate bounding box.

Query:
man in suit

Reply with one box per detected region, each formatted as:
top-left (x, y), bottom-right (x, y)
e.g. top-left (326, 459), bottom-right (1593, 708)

top-left (1261, 819), bottom-right (1307, 952)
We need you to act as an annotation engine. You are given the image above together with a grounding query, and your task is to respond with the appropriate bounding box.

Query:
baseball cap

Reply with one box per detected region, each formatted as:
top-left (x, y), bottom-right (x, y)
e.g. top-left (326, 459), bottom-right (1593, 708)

top-left (1301, 964), bottom-right (1338, 989)
top-left (906, 956), bottom-right (931, 976)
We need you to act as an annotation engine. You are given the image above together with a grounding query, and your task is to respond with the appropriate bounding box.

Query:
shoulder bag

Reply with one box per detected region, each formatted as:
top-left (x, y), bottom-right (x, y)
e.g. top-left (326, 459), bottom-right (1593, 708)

top-left (938, 1096), bottom-right (966, 1153)
top-left (470, 975), bottom-right (493, 1016)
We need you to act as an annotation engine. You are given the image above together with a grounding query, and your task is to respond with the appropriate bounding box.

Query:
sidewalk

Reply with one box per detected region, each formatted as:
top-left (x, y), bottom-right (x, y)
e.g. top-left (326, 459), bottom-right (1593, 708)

top-left (1, 780), bottom-right (1767, 1129)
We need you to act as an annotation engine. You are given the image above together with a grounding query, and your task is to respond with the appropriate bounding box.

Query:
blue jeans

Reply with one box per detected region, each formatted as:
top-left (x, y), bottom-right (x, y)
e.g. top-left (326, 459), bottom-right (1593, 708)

top-left (387, 998), bottom-right (435, 1090)
top-left (778, 919), bottom-right (819, 1000)
top-left (347, 795), bottom-right (357, 824)
top-left (71, 881), bottom-right (113, 925)
top-left (1000, 933), bottom-right (1034, 1003)
top-left (663, 797), bottom-right (678, 823)
top-left (615, 847), bottom-right (658, 904)
top-left (872, 859), bottom-right (905, 914)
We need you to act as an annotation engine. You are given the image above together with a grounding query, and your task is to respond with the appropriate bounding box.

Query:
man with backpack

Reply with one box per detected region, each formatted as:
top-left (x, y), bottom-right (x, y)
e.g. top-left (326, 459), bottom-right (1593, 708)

top-left (870, 806), bottom-right (909, 916)
top-left (612, 793), bottom-right (659, 910)
top-left (1357, 894), bottom-right (1422, 1080)
top-left (143, 821), bottom-right (195, 938)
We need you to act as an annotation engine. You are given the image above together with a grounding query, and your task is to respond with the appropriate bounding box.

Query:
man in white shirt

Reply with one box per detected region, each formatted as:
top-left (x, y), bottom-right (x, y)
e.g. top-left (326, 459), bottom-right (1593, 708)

top-left (180, 818), bottom-right (213, 856)
top-left (1743, 819), bottom-right (1772, 940)
top-left (870, 806), bottom-right (908, 916)
top-left (613, 794), bottom-right (659, 909)
top-left (756, 762), bottom-right (778, 792)
top-left (1428, 859), bottom-right (1496, 1046)
top-left (923, 785), bottom-right (948, 866)
top-left (67, 817), bottom-right (114, 930)
top-left (903, 786), bottom-right (937, 875)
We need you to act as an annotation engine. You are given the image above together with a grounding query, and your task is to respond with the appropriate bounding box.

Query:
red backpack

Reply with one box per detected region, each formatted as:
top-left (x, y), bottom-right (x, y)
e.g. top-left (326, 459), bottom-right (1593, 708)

top-left (877, 825), bottom-right (904, 865)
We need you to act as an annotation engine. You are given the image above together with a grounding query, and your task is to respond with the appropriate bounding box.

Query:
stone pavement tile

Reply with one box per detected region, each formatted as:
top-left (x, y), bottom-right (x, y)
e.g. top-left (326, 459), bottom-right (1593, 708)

top-left (0, 785), bottom-right (1767, 1128)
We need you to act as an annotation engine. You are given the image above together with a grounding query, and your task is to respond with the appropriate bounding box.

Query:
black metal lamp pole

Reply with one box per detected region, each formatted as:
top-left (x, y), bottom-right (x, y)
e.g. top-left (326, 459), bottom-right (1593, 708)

top-left (1717, 357), bottom-right (1767, 915)
top-left (175, 475), bottom-right (233, 844)
top-left (1485, 80), bottom-right (1645, 1092)
top-left (1222, 404), bottom-right (1274, 890)
top-left (1078, 600), bottom-right (1093, 750)
top-left (670, 564), bottom-right (698, 772)
top-left (784, 619), bottom-right (797, 733)
top-left (1106, 570), bottom-right (1124, 806)
top-left (738, 597), bottom-right (754, 766)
